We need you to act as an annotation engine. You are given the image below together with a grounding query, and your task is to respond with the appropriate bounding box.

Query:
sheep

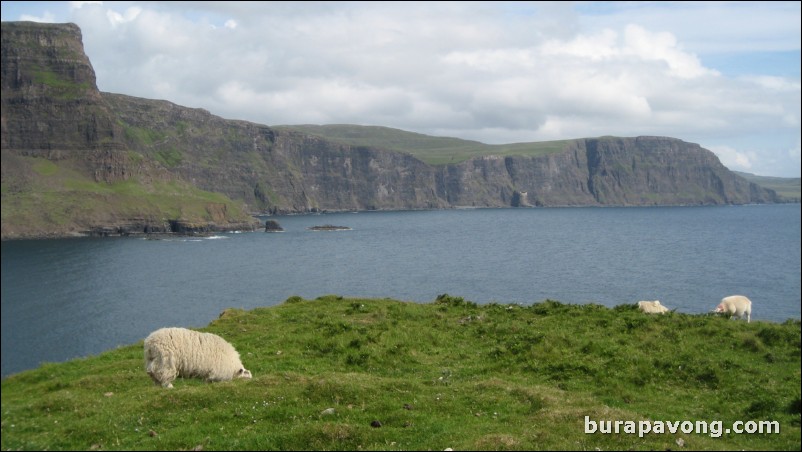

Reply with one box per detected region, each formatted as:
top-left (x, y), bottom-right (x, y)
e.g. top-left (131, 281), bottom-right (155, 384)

top-left (637, 300), bottom-right (670, 314)
top-left (144, 327), bottom-right (252, 388)
top-left (713, 295), bottom-right (752, 323)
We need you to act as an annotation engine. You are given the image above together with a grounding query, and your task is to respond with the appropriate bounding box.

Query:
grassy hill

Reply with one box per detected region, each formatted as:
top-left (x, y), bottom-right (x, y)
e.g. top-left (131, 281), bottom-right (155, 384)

top-left (734, 171), bottom-right (801, 202)
top-left (274, 124), bottom-right (573, 165)
top-left (2, 295), bottom-right (799, 451)
top-left (0, 152), bottom-right (259, 239)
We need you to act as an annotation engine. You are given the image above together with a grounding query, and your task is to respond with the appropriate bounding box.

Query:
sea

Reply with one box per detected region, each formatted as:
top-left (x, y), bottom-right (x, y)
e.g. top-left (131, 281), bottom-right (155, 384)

top-left (2, 204), bottom-right (800, 377)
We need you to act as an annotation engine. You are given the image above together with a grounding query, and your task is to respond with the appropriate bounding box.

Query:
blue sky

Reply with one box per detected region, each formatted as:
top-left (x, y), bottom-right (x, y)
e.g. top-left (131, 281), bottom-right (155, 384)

top-left (2, 1), bottom-right (800, 177)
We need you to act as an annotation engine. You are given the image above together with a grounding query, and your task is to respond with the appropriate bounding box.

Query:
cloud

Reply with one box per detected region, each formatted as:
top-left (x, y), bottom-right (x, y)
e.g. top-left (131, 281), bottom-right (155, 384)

top-left (789, 138), bottom-right (801, 166)
top-left (621, 24), bottom-right (719, 79)
top-left (20, 12), bottom-right (56, 23)
top-left (709, 145), bottom-right (754, 172)
top-left (105, 6), bottom-right (141, 27)
top-left (69, 1), bottom-right (102, 9)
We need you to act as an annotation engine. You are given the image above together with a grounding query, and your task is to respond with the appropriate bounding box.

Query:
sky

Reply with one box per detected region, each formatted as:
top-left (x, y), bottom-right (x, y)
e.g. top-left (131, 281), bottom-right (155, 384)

top-left (2, 1), bottom-right (800, 177)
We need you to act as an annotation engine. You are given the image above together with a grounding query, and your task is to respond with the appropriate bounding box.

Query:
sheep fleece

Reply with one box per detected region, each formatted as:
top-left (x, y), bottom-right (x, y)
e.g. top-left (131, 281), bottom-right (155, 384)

top-left (715, 295), bottom-right (752, 323)
top-left (144, 327), bottom-right (252, 388)
top-left (638, 300), bottom-right (670, 314)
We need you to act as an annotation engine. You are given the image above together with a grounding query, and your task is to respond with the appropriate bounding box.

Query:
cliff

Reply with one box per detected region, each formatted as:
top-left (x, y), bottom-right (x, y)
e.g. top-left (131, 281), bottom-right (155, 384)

top-left (436, 136), bottom-right (774, 207)
top-left (104, 90), bottom-right (778, 212)
top-left (0, 21), bottom-right (781, 239)
top-left (1, 22), bottom-right (260, 239)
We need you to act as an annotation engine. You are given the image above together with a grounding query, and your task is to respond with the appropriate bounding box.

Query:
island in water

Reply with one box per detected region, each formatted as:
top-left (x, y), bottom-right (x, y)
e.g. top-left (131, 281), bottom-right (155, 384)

top-left (307, 224), bottom-right (352, 231)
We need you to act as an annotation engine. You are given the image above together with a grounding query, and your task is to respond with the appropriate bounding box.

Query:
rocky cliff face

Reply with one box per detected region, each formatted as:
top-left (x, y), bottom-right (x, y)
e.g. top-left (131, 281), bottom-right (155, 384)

top-left (1, 22), bottom-right (260, 239)
top-left (102, 93), bottom-right (450, 214)
top-left (435, 137), bottom-right (775, 207)
top-left (0, 22), bottom-right (128, 173)
top-left (0, 21), bottom-right (780, 239)
top-left (106, 87), bottom-right (778, 212)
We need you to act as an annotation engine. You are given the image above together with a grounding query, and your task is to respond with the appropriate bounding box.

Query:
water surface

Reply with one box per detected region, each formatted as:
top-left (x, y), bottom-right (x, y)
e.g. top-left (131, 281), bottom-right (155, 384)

top-left (2, 204), bottom-right (799, 377)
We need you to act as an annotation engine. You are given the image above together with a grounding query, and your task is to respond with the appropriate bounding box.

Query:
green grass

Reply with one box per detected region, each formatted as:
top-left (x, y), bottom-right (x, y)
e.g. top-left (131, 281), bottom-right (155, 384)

top-left (30, 69), bottom-right (91, 100)
top-left (734, 172), bottom-right (801, 202)
top-left (1, 154), bottom-right (257, 236)
top-left (123, 125), bottom-right (168, 147)
top-left (154, 147), bottom-right (184, 168)
top-left (274, 124), bottom-right (574, 165)
top-left (2, 295), bottom-right (799, 451)
top-left (31, 158), bottom-right (59, 176)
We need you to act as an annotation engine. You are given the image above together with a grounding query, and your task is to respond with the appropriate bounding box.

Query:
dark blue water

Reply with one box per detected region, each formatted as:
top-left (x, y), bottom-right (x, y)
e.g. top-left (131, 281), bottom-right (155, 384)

top-left (2, 205), bottom-right (800, 377)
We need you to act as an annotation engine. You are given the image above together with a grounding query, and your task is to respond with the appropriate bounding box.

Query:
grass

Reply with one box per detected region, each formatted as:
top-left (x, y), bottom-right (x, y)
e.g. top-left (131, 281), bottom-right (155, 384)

top-left (1, 156), bottom-right (258, 238)
top-left (2, 295), bottom-right (799, 451)
top-left (733, 172), bottom-right (801, 202)
top-left (123, 125), bottom-right (168, 148)
top-left (274, 124), bottom-right (574, 165)
top-left (30, 68), bottom-right (91, 100)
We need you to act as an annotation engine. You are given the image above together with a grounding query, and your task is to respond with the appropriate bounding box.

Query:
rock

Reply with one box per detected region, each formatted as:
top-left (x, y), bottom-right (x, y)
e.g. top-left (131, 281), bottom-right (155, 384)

top-left (307, 225), bottom-right (351, 231)
top-left (264, 220), bottom-right (284, 232)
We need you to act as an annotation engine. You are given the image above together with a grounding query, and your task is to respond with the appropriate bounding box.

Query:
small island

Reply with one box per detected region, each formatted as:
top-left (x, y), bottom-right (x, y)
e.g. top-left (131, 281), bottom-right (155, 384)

top-left (307, 224), bottom-right (352, 231)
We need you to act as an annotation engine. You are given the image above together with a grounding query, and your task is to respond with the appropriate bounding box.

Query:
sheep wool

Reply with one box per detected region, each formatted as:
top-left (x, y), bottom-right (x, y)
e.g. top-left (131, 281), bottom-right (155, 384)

top-left (144, 327), bottom-right (253, 388)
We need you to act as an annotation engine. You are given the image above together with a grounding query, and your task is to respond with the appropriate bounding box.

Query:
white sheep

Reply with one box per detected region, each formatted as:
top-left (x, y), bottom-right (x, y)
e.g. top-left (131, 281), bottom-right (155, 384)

top-left (713, 295), bottom-right (752, 323)
top-left (637, 300), bottom-right (670, 314)
top-left (144, 327), bottom-right (252, 388)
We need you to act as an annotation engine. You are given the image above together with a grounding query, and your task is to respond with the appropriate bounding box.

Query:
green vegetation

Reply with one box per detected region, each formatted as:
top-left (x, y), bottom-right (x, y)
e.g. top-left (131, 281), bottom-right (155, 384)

top-left (31, 69), bottom-right (91, 100)
top-left (31, 158), bottom-right (58, 176)
top-left (275, 124), bottom-right (574, 165)
top-left (2, 295), bottom-right (799, 450)
top-left (123, 125), bottom-right (168, 147)
top-left (0, 154), bottom-right (256, 237)
top-left (155, 147), bottom-right (184, 168)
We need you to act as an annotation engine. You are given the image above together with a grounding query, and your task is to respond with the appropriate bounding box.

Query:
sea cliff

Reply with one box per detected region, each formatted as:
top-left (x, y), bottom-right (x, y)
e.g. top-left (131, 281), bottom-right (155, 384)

top-left (1, 21), bottom-right (780, 239)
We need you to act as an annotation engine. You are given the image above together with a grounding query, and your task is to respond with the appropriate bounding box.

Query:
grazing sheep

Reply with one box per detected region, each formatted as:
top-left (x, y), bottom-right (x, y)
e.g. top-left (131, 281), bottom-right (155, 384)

top-left (714, 295), bottom-right (752, 323)
top-left (637, 300), bottom-right (670, 314)
top-left (144, 327), bottom-right (252, 388)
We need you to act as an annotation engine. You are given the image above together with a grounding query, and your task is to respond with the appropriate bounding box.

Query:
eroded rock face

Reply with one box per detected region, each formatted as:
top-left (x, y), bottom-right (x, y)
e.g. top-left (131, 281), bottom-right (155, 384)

top-left (1, 22), bottom-right (121, 155)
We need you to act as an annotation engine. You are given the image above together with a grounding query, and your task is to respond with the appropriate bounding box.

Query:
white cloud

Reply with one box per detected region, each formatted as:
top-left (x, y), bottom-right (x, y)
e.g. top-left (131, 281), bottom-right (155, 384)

top-left (709, 145), bottom-right (754, 172)
top-left (541, 29), bottom-right (619, 61)
top-left (105, 6), bottom-right (140, 27)
top-left (70, 1), bottom-right (102, 10)
top-left (20, 12), bottom-right (56, 23)
top-left (790, 138), bottom-right (801, 164)
top-left (622, 24), bottom-right (719, 79)
top-left (743, 75), bottom-right (802, 92)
